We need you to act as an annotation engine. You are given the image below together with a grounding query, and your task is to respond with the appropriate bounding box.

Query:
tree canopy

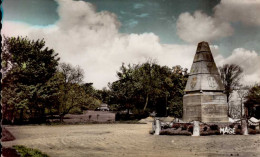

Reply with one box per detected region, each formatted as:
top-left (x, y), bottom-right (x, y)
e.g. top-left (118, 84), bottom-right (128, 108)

top-left (2, 36), bottom-right (60, 123)
top-left (219, 64), bottom-right (243, 116)
top-left (2, 36), bottom-right (190, 123)
top-left (109, 62), bottom-right (188, 117)
top-left (245, 84), bottom-right (260, 118)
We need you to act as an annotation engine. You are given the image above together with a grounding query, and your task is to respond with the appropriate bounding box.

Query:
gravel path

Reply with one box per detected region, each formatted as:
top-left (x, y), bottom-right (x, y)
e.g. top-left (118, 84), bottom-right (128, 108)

top-left (2, 123), bottom-right (260, 157)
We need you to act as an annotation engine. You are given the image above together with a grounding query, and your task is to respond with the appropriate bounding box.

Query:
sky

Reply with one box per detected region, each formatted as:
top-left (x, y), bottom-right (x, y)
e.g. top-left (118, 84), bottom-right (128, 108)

top-left (2, 0), bottom-right (260, 89)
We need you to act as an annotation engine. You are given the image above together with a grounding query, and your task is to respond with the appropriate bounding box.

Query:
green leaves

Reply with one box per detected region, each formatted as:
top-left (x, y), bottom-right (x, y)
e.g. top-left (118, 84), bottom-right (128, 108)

top-left (110, 62), bottom-right (188, 117)
top-left (2, 36), bottom-right (60, 123)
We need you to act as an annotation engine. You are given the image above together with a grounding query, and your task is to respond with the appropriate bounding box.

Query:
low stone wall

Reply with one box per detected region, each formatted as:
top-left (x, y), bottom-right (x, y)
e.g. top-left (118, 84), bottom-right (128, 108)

top-left (49, 111), bottom-right (115, 123)
top-left (152, 119), bottom-right (260, 136)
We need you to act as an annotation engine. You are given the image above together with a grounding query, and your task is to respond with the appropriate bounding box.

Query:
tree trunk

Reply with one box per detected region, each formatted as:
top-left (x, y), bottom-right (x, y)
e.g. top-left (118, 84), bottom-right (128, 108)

top-left (227, 93), bottom-right (230, 117)
top-left (41, 108), bottom-right (46, 123)
top-left (165, 94), bottom-right (168, 117)
top-left (227, 102), bottom-right (230, 117)
top-left (60, 114), bottom-right (64, 122)
top-left (143, 94), bottom-right (149, 111)
top-left (19, 108), bottom-right (24, 123)
top-left (240, 98), bottom-right (243, 119)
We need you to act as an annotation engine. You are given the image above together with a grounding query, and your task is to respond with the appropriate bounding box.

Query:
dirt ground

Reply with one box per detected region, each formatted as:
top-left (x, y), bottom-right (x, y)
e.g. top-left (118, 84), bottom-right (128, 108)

top-left (2, 122), bottom-right (260, 157)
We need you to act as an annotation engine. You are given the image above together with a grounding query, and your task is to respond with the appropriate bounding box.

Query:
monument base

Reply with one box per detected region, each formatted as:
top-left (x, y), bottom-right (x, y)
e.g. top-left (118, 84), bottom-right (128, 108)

top-left (183, 92), bottom-right (228, 123)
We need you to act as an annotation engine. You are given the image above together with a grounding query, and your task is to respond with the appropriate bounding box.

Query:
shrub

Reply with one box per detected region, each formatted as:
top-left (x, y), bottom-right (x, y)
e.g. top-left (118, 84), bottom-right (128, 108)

top-left (210, 124), bottom-right (218, 130)
top-left (13, 145), bottom-right (49, 157)
top-left (229, 124), bottom-right (234, 128)
top-left (160, 128), bottom-right (192, 136)
top-left (181, 124), bottom-right (188, 130)
top-left (115, 110), bottom-right (149, 121)
top-left (203, 126), bottom-right (208, 131)
top-left (248, 128), bottom-right (260, 134)
top-left (235, 129), bottom-right (242, 135)
top-left (188, 125), bottom-right (193, 133)
top-left (172, 123), bottom-right (180, 129)
top-left (69, 107), bottom-right (83, 114)
top-left (162, 124), bottom-right (171, 129)
top-left (248, 128), bottom-right (256, 134)
top-left (249, 125), bottom-right (256, 130)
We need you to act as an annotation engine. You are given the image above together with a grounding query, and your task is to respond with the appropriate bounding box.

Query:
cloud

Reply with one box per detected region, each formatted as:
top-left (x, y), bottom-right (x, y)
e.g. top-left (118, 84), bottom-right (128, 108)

top-left (136, 13), bottom-right (149, 18)
top-left (2, 0), bottom-right (259, 89)
top-left (176, 0), bottom-right (260, 43)
top-left (214, 0), bottom-right (260, 26)
top-left (133, 3), bottom-right (144, 9)
top-left (2, 0), bottom-right (197, 89)
top-left (125, 19), bottom-right (139, 28)
top-left (176, 11), bottom-right (233, 43)
top-left (218, 48), bottom-right (260, 85)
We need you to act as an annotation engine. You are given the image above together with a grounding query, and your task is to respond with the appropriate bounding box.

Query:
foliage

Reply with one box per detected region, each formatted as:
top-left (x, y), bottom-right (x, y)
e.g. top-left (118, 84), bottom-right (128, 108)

top-left (2, 36), bottom-right (59, 123)
top-left (245, 84), bottom-right (260, 118)
top-left (219, 64), bottom-right (243, 101)
top-left (56, 63), bottom-right (87, 121)
top-left (110, 61), bottom-right (188, 117)
top-left (219, 64), bottom-right (243, 116)
top-left (245, 84), bottom-right (260, 106)
top-left (13, 145), bottom-right (49, 157)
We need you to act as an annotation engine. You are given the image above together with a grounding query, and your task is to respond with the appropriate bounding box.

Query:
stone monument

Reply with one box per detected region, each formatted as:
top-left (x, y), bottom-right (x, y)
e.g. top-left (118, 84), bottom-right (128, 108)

top-left (183, 41), bottom-right (228, 123)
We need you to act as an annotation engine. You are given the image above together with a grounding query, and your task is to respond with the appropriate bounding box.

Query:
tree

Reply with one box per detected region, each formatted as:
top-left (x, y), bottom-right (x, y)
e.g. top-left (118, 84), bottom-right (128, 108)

top-left (109, 63), bottom-right (137, 113)
top-left (219, 64), bottom-right (243, 116)
top-left (237, 87), bottom-right (249, 119)
top-left (57, 63), bottom-right (86, 122)
top-left (81, 83), bottom-right (102, 110)
top-left (2, 36), bottom-right (59, 123)
top-left (109, 62), bottom-right (188, 117)
top-left (167, 66), bottom-right (188, 117)
top-left (133, 62), bottom-right (163, 111)
top-left (245, 84), bottom-right (260, 118)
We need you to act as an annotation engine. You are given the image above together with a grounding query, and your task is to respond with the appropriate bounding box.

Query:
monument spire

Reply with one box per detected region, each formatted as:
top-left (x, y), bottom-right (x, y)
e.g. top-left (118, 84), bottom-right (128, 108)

top-left (183, 41), bottom-right (228, 123)
top-left (185, 41), bottom-right (224, 93)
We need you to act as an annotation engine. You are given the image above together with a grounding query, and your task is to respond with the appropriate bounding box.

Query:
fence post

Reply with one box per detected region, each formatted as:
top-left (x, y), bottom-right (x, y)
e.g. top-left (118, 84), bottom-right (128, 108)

top-left (155, 118), bottom-right (161, 135)
top-left (241, 119), bottom-right (248, 135)
top-left (192, 121), bottom-right (200, 136)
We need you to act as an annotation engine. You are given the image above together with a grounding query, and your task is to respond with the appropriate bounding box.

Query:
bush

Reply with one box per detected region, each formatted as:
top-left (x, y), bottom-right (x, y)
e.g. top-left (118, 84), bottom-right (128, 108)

top-left (13, 145), bottom-right (49, 157)
top-left (162, 123), bottom-right (171, 129)
top-left (235, 129), bottom-right (242, 135)
top-left (188, 125), bottom-right (193, 133)
top-left (69, 107), bottom-right (83, 114)
top-left (160, 128), bottom-right (192, 136)
top-left (172, 123), bottom-right (180, 129)
top-left (229, 124), bottom-right (234, 128)
top-left (115, 110), bottom-right (149, 121)
top-left (181, 124), bottom-right (188, 130)
top-left (248, 128), bottom-right (260, 134)
top-left (249, 128), bottom-right (257, 134)
top-left (249, 125), bottom-right (256, 130)
top-left (210, 124), bottom-right (219, 130)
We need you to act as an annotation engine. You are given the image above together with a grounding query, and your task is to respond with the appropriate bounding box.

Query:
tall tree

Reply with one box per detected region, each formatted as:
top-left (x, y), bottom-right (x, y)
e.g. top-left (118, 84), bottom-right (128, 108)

top-left (237, 87), bottom-right (249, 118)
top-left (57, 63), bottom-right (86, 122)
top-left (167, 66), bottom-right (188, 117)
top-left (219, 64), bottom-right (243, 116)
top-left (109, 63), bottom-right (136, 113)
top-left (110, 62), bottom-right (188, 117)
top-left (133, 62), bottom-right (163, 111)
top-left (2, 36), bottom-right (59, 123)
top-left (245, 84), bottom-right (260, 118)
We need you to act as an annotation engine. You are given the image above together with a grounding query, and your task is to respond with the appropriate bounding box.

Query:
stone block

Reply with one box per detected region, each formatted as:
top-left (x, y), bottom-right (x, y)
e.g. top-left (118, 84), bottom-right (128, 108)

top-left (183, 92), bottom-right (228, 123)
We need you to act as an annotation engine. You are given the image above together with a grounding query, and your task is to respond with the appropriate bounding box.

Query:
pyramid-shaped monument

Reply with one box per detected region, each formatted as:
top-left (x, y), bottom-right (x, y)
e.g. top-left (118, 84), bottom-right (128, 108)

top-left (183, 41), bottom-right (228, 122)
